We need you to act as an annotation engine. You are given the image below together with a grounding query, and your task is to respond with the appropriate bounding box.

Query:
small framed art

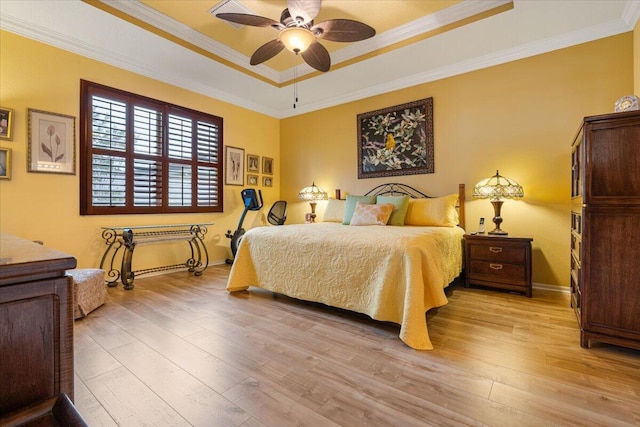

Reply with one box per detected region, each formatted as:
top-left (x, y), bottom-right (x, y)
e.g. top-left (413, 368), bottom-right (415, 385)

top-left (0, 147), bottom-right (11, 179)
top-left (27, 108), bottom-right (76, 174)
top-left (0, 107), bottom-right (14, 141)
top-left (247, 154), bottom-right (259, 172)
top-left (247, 174), bottom-right (259, 186)
top-left (262, 157), bottom-right (273, 175)
top-left (263, 176), bottom-right (273, 187)
top-left (225, 146), bottom-right (244, 185)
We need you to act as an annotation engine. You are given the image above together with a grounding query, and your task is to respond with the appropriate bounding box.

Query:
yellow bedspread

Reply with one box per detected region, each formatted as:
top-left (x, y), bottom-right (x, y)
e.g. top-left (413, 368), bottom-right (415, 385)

top-left (226, 223), bottom-right (465, 350)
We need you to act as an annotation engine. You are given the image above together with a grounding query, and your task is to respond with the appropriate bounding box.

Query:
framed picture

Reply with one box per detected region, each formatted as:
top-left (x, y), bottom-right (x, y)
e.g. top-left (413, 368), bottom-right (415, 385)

top-left (0, 107), bottom-right (14, 141)
top-left (225, 146), bottom-right (244, 185)
top-left (262, 157), bottom-right (273, 175)
top-left (262, 176), bottom-right (273, 187)
top-left (247, 153), bottom-right (260, 172)
top-left (247, 174), bottom-right (259, 186)
top-left (357, 97), bottom-right (434, 179)
top-left (27, 109), bottom-right (76, 174)
top-left (0, 147), bottom-right (11, 179)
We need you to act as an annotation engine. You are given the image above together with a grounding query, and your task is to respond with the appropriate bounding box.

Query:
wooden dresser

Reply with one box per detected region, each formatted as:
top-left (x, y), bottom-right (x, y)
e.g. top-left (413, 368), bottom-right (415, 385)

top-left (571, 111), bottom-right (640, 350)
top-left (0, 234), bottom-right (86, 424)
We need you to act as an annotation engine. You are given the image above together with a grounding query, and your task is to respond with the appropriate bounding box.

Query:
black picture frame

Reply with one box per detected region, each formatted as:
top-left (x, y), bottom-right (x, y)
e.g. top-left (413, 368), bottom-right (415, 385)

top-left (357, 97), bottom-right (434, 179)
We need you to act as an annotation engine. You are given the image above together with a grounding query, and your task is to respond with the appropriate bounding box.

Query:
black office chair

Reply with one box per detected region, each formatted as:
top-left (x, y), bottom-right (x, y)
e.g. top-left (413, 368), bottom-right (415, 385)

top-left (267, 200), bottom-right (287, 225)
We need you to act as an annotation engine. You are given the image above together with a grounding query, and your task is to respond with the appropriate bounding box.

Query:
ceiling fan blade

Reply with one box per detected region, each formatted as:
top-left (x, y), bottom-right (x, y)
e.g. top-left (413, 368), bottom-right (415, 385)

top-left (287, 0), bottom-right (321, 25)
top-left (312, 19), bottom-right (376, 42)
top-left (216, 13), bottom-right (283, 29)
top-left (301, 41), bottom-right (330, 72)
top-left (250, 39), bottom-right (285, 65)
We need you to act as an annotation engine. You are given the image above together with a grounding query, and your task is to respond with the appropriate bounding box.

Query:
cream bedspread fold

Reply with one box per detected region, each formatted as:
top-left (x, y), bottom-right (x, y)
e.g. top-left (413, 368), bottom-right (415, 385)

top-left (227, 223), bottom-right (464, 350)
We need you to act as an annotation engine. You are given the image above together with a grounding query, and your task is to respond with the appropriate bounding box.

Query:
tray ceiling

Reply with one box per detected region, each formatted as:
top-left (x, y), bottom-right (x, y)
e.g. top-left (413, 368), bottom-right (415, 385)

top-left (1, 1), bottom-right (638, 118)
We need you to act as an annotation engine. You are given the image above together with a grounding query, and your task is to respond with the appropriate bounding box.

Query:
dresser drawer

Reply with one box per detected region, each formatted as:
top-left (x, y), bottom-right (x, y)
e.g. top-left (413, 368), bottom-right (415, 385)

top-left (469, 243), bottom-right (526, 263)
top-left (468, 260), bottom-right (526, 283)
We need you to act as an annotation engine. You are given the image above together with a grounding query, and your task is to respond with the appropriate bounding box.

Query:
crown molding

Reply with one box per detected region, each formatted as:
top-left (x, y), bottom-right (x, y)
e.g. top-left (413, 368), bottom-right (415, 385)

top-left (0, 6), bottom-right (281, 117)
top-left (281, 14), bottom-right (631, 118)
top-left (281, 0), bottom-right (512, 82)
top-left (96, 0), bottom-right (511, 85)
top-left (1, 0), bottom-right (635, 119)
top-left (97, 0), bottom-right (282, 84)
top-left (621, 0), bottom-right (640, 28)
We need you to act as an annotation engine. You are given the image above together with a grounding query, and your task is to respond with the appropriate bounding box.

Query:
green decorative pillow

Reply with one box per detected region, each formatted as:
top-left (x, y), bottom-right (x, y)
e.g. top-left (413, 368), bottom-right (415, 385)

top-left (376, 195), bottom-right (411, 226)
top-left (342, 195), bottom-right (376, 224)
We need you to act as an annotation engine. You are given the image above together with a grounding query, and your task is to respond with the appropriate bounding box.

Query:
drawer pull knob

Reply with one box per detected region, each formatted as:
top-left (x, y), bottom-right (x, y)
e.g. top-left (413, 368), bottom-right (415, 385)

top-left (490, 264), bottom-right (503, 270)
top-left (489, 247), bottom-right (503, 253)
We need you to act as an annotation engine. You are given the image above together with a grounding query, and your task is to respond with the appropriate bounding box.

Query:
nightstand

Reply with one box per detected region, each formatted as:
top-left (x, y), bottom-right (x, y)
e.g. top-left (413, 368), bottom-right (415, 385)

top-left (464, 234), bottom-right (533, 297)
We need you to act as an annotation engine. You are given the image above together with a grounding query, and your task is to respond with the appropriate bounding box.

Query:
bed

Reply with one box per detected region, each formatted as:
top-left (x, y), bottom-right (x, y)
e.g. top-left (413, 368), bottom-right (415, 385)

top-left (227, 183), bottom-right (466, 350)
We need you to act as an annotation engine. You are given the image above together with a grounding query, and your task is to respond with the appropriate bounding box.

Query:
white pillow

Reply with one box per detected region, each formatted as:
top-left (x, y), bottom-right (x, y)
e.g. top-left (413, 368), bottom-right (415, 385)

top-left (322, 199), bottom-right (346, 222)
top-left (404, 194), bottom-right (459, 227)
top-left (349, 202), bottom-right (394, 226)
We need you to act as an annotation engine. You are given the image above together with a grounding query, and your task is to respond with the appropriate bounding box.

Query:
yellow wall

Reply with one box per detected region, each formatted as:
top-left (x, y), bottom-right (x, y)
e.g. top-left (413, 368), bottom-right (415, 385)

top-left (281, 33), bottom-right (633, 288)
top-left (0, 30), bottom-right (634, 288)
top-left (0, 31), bottom-right (280, 269)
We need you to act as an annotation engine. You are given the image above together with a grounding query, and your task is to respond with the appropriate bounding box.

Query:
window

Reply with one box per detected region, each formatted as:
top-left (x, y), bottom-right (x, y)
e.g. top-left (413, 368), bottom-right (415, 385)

top-left (80, 80), bottom-right (223, 215)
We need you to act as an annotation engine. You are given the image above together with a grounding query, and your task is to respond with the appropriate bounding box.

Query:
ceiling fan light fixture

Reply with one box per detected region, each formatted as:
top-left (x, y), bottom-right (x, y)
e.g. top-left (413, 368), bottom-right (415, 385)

top-left (279, 27), bottom-right (314, 53)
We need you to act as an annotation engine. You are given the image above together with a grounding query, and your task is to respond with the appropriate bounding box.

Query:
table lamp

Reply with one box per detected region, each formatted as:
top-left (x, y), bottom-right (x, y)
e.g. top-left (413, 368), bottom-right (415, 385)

top-left (298, 182), bottom-right (328, 223)
top-left (472, 170), bottom-right (524, 235)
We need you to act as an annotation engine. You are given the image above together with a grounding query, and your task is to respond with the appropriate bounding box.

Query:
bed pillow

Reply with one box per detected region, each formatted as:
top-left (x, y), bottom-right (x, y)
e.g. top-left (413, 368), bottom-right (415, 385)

top-left (349, 202), bottom-right (395, 226)
top-left (342, 195), bottom-right (377, 224)
top-left (376, 195), bottom-right (411, 226)
top-left (404, 194), bottom-right (459, 227)
top-left (322, 199), bottom-right (346, 222)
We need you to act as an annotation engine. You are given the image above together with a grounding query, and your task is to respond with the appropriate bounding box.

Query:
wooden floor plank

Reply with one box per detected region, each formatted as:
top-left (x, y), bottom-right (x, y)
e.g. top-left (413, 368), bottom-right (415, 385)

top-left (74, 374), bottom-right (118, 427)
top-left (223, 379), bottom-right (341, 427)
top-left (73, 266), bottom-right (640, 426)
top-left (489, 381), bottom-right (638, 426)
top-left (85, 366), bottom-right (190, 426)
top-left (109, 340), bottom-right (251, 426)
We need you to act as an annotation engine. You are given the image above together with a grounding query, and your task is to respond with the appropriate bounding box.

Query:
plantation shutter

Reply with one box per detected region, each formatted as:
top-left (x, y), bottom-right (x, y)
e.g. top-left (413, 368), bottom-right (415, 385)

top-left (80, 80), bottom-right (224, 215)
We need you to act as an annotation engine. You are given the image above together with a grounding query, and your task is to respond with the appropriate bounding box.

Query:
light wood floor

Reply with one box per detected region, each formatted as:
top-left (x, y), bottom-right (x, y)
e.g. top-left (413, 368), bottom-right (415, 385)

top-left (73, 265), bottom-right (640, 426)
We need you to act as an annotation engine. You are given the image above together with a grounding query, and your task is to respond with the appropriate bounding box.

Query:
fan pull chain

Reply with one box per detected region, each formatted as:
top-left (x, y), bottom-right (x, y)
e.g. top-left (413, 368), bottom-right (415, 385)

top-left (293, 54), bottom-right (298, 109)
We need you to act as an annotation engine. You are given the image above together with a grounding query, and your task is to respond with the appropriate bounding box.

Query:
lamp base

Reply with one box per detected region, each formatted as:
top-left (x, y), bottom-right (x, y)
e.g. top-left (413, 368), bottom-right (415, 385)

top-left (308, 202), bottom-right (317, 223)
top-left (489, 200), bottom-right (508, 236)
top-left (488, 229), bottom-right (508, 236)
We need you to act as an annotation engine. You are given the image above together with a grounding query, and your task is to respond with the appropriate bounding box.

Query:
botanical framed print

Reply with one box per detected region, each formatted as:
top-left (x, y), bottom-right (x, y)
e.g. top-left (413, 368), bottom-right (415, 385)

top-left (0, 147), bottom-right (11, 179)
top-left (225, 146), bottom-right (244, 185)
top-left (262, 156), bottom-right (273, 175)
top-left (0, 107), bottom-right (14, 141)
top-left (357, 97), bottom-right (434, 179)
top-left (247, 174), bottom-right (258, 186)
top-left (27, 109), bottom-right (76, 174)
top-left (247, 154), bottom-right (260, 172)
top-left (263, 176), bottom-right (273, 187)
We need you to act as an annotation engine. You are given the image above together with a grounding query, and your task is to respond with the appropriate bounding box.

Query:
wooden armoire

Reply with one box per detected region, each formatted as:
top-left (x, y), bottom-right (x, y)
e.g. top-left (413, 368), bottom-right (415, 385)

top-left (571, 110), bottom-right (640, 351)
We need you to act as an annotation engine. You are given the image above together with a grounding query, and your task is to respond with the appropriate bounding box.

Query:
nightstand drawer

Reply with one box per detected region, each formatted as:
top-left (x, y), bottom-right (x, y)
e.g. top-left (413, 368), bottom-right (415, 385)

top-left (469, 244), bottom-right (526, 263)
top-left (469, 260), bottom-right (526, 283)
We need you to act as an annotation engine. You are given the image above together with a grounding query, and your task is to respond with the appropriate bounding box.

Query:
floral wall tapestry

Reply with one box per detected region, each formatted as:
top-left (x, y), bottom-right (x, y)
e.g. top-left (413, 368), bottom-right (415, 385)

top-left (357, 97), bottom-right (434, 179)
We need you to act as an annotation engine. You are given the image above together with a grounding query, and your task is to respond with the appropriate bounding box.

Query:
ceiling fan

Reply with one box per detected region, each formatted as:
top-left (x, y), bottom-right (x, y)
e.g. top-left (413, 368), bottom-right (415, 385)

top-left (216, 0), bottom-right (376, 72)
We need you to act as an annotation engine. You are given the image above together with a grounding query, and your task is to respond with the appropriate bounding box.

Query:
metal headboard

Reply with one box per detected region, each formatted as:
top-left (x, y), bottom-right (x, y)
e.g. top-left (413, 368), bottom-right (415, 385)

top-left (363, 183), bottom-right (466, 229)
top-left (364, 183), bottom-right (432, 198)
